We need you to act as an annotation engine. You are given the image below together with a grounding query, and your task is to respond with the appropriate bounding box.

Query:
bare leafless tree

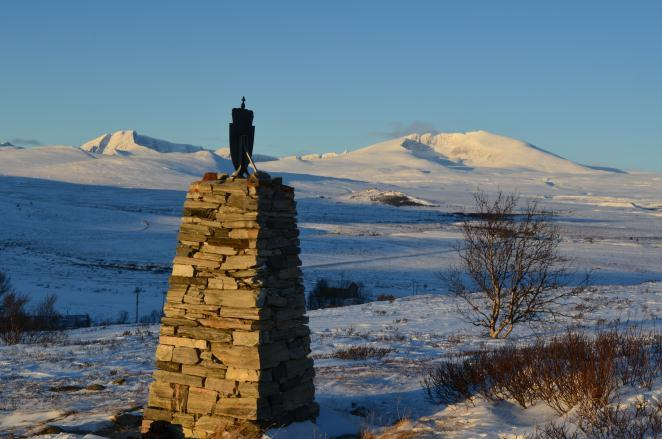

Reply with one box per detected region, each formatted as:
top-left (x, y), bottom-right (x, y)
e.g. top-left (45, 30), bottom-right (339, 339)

top-left (446, 191), bottom-right (588, 338)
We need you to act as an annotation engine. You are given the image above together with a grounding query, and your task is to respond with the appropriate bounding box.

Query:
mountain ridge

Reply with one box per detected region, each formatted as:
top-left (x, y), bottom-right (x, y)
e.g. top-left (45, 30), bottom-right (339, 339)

top-left (81, 130), bottom-right (205, 155)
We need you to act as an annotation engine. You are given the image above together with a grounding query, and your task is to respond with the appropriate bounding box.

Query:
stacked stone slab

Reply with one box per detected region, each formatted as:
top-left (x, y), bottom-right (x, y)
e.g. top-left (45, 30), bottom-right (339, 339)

top-left (142, 173), bottom-right (318, 438)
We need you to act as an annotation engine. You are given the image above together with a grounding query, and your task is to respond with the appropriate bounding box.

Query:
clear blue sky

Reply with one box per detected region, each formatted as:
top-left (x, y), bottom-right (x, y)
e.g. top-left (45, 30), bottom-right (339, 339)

top-left (1, 1), bottom-right (660, 171)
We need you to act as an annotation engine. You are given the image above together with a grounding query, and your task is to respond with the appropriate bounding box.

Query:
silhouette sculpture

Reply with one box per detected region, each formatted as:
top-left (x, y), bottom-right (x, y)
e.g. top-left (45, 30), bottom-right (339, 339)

top-left (229, 96), bottom-right (256, 177)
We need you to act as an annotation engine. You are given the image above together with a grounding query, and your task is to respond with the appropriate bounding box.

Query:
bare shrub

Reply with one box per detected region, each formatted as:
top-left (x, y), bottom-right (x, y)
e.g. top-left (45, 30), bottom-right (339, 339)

top-left (527, 422), bottom-right (580, 439)
top-left (614, 327), bottom-right (661, 390)
top-left (321, 345), bottom-right (393, 361)
top-left (32, 293), bottom-right (61, 331)
top-left (0, 272), bottom-right (67, 345)
top-left (576, 398), bottom-right (662, 438)
top-left (307, 278), bottom-right (370, 310)
top-left (0, 271), bottom-right (11, 297)
top-left (0, 290), bottom-right (31, 344)
top-left (423, 329), bottom-right (660, 416)
top-left (423, 358), bottom-right (483, 403)
top-left (376, 294), bottom-right (396, 302)
top-left (531, 398), bottom-right (662, 439)
top-left (531, 331), bottom-right (618, 415)
top-left (445, 191), bottom-right (589, 338)
top-left (140, 309), bottom-right (162, 324)
top-left (116, 310), bottom-right (129, 324)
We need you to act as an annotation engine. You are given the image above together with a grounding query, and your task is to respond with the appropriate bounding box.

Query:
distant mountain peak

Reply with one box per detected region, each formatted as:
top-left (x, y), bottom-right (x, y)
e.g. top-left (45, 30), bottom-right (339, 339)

top-left (393, 130), bottom-right (592, 173)
top-left (80, 130), bottom-right (205, 155)
top-left (0, 141), bottom-right (15, 147)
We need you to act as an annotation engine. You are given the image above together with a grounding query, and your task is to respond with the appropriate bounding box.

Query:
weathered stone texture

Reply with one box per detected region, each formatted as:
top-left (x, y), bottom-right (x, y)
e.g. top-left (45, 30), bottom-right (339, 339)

top-left (143, 174), bottom-right (318, 437)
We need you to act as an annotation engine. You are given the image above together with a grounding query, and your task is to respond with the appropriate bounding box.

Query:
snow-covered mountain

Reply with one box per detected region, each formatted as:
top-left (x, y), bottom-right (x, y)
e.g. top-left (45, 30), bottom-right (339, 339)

top-left (401, 131), bottom-right (591, 173)
top-left (0, 145), bottom-right (233, 188)
top-left (259, 130), bottom-right (600, 185)
top-left (81, 130), bottom-right (205, 155)
top-left (271, 131), bottom-right (592, 174)
top-left (0, 129), bottom-right (631, 190)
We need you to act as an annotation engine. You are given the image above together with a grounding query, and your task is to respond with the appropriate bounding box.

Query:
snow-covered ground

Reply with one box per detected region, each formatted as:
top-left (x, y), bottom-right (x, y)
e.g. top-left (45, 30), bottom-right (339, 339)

top-left (1, 283), bottom-right (659, 438)
top-left (0, 130), bottom-right (660, 437)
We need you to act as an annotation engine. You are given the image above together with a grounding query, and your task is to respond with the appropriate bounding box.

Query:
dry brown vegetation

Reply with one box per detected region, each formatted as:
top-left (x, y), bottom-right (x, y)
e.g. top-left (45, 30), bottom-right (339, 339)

top-left (424, 328), bottom-right (661, 437)
top-left (318, 345), bottom-right (394, 361)
top-left (358, 419), bottom-right (418, 439)
top-left (528, 399), bottom-right (662, 438)
top-left (424, 328), bottom-right (660, 410)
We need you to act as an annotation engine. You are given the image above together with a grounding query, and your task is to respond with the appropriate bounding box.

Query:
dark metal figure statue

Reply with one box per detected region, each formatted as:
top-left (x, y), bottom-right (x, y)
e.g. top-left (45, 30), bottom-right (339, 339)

top-left (229, 96), bottom-right (256, 177)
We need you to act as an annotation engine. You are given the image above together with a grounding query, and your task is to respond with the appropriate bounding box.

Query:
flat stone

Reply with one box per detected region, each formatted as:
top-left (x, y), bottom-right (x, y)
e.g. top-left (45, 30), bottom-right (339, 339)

top-left (163, 305), bottom-right (186, 317)
top-left (238, 381), bottom-right (279, 398)
top-left (199, 318), bottom-right (263, 331)
top-left (159, 336), bottom-right (208, 350)
top-left (222, 255), bottom-right (259, 270)
top-left (172, 264), bottom-right (194, 277)
top-left (173, 256), bottom-right (220, 269)
top-left (202, 243), bottom-right (237, 255)
top-left (215, 397), bottom-right (265, 420)
top-left (156, 360), bottom-right (181, 373)
top-left (183, 200), bottom-right (220, 209)
top-left (222, 220), bottom-right (259, 229)
top-left (148, 382), bottom-right (174, 409)
top-left (165, 290), bottom-right (186, 304)
top-left (177, 326), bottom-right (232, 343)
top-left (186, 387), bottom-right (218, 415)
top-left (161, 317), bottom-right (198, 327)
top-left (228, 229), bottom-right (259, 239)
top-left (211, 344), bottom-right (261, 369)
top-left (226, 195), bottom-right (258, 211)
top-left (220, 307), bottom-right (272, 320)
top-left (204, 289), bottom-right (265, 308)
top-left (225, 367), bottom-right (271, 382)
top-left (153, 370), bottom-right (203, 387)
top-left (232, 331), bottom-right (261, 346)
top-left (171, 346), bottom-right (199, 365)
top-left (179, 223), bottom-right (212, 235)
top-left (155, 345), bottom-right (174, 362)
top-left (143, 407), bottom-right (172, 423)
top-left (204, 377), bottom-right (238, 396)
top-left (194, 416), bottom-right (232, 434)
top-left (160, 325), bottom-right (175, 336)
top-left (172, 413), bottom-right (195, 428)
top-left (207, 278), bottom-right (238, 290)
top-left (182, 364), bottom-right (227, 379)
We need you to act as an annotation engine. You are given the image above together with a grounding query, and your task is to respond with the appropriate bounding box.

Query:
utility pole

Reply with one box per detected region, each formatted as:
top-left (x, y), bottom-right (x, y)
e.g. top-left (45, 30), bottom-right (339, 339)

top-left (134, 287), bottom-right (142, 324)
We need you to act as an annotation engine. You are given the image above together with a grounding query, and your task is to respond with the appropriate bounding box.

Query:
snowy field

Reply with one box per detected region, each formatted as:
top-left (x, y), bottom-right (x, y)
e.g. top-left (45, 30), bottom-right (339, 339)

top-left (0, 170), bottom-right (660, 322)
top-left (1, 284), bottom-right (660, 437)
top-left (0, 130), bottom-right (661, 437)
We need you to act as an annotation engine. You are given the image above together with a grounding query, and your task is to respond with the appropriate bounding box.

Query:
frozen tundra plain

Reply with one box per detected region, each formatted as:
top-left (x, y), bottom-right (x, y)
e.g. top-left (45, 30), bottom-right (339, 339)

top-left (0, 130), bottom-right (660, 437)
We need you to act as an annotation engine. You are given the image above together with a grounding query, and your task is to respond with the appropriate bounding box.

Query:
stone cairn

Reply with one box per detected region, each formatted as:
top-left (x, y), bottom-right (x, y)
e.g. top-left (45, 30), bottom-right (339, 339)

top-left (142, 173), bottom-right (318, 438)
